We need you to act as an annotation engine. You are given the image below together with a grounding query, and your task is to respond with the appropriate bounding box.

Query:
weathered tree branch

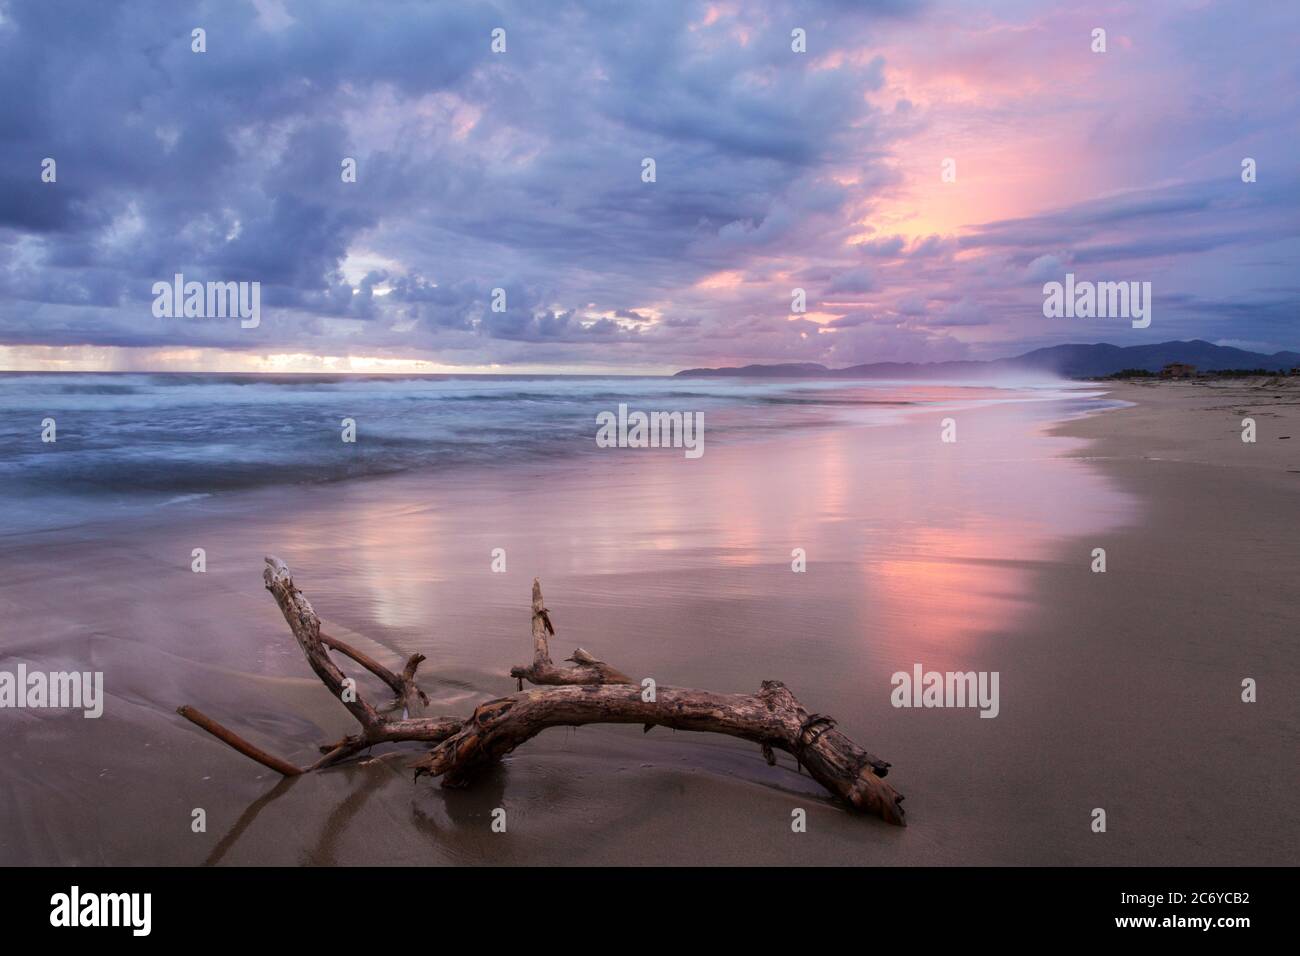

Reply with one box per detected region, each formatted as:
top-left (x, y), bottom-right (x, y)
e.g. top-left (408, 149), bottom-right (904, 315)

top-left (309, 715), bottom-right (464, 770)
top-left (397, 653), bottom-right (429, 717)
top-left (177, 705), bottom-right (305, 776)
top-left (319, 631), bottom-right (397, 694)
top-left (263, 557), bottom-right (383, 731)
top-left (176, 558), bottom-right (907, 825)
top-left (176, 703), bottom-right (461, 774)
top-left (318, 631), bottom-right (429, 716)
top-left (315, 631), bottom-right (428, 719)
top-left (412, 682), bottom-right (904, 824)
top-left (177, 557), bottom-right (458, 776)
top-left (508, 578), bottom-right (632, 687)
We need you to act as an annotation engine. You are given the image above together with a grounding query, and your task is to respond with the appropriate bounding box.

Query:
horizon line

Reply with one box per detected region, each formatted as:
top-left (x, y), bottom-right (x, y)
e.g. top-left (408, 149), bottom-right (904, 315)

top-left (1, 337), bottom-right (1297, 377)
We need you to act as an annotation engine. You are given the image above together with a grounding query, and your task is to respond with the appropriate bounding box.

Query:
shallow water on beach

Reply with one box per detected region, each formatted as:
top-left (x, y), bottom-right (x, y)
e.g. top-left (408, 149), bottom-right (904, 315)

top-left (0, 377), bottom-right (1140, 865)
top-left (0, 372), bottom-right (1097, 532)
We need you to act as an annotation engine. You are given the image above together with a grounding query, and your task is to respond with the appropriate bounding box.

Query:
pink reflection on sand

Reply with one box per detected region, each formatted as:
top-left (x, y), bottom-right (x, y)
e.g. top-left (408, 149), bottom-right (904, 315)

top-left (252, 386), bottom-right (1131, 666)
top-left (866, 526), bottom-right (1032, 658)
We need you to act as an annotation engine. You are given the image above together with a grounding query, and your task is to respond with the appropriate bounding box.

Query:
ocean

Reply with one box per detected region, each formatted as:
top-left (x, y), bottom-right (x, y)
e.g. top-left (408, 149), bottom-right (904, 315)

top-left (0, 372), bottom-right (1106, 534)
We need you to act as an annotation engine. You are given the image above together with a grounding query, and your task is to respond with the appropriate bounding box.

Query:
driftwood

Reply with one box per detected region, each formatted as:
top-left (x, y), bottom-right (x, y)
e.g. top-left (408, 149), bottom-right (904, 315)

top-left (508, 579), bottom-right (632, 687)
top-left (177, 556), bottom-right (906, 825)
top-left (177, 558), bottom-right (462, 774)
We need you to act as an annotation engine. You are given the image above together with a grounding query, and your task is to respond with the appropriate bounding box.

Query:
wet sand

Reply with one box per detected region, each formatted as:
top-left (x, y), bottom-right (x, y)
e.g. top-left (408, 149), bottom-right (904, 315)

top-left (1034, 379), bottom-right (1300, 865)
top-left (0, 381), bottom-right (1295, 865)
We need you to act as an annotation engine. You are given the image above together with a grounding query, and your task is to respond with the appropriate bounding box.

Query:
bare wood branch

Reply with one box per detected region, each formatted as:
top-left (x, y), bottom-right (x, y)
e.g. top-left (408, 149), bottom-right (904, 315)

top-left (412, 680), bottom-right (905, 825)
top-left (318, 633), bottom-right (431, 716)
top-left (263, 556), bottom-right (383, 730)
top-left (307, 715), bottom-right (462, 770)
top-left (509, 578), bottom-right (632, 686)
top-left (182, 558), bottom-right (449, 778)
top-left (319, 631), bottom-right (403, 693)
top-left (398, 653), bottom-right (429, 717)
top-left (177, 705), bottom-right (304, 776)
top-left (179, 562), bottom-right (908, 825)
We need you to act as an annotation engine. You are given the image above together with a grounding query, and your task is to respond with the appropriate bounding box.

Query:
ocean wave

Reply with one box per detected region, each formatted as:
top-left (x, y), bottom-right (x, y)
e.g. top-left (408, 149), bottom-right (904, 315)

top-left (0, 373), bottom-right (1093, 532)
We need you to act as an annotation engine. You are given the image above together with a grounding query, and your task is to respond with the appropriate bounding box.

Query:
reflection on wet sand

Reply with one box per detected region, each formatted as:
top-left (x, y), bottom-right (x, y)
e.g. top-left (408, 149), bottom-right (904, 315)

top-left (1, 385), bottom-right (1138, 865)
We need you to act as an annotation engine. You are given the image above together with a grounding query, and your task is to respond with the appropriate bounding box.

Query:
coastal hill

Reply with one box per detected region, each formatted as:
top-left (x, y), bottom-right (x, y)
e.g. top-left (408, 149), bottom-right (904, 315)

top-left (674, 340), bottom-right (1300, 380)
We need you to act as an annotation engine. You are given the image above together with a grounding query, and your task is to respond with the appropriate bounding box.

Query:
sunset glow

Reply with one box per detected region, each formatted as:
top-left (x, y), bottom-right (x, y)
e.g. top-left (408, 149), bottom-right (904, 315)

top-left (1, 1), bottom-right (1295, 370)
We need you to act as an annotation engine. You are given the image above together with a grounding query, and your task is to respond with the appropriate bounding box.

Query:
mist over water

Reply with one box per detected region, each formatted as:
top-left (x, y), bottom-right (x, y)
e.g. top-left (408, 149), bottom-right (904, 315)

top-left (0, 372), bottom-right (1096, 534)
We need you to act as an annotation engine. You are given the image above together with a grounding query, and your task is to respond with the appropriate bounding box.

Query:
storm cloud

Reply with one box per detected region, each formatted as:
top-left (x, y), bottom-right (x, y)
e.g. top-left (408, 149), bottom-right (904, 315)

top-left (0, 0), bottom-right (1295, 371)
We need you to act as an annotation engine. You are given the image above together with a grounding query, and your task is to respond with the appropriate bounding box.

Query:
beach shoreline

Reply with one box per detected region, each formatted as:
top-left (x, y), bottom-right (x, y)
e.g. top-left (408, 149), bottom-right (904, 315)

top-left (0, 379), bottom-right (1295, 866)
top-left (1041, 379), bottom-right (1299, 864)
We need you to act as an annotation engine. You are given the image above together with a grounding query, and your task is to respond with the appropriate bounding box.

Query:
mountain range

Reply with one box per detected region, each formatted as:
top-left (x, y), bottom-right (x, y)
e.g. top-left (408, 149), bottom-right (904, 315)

top-left (673, 340), bottom-right (1300, 379)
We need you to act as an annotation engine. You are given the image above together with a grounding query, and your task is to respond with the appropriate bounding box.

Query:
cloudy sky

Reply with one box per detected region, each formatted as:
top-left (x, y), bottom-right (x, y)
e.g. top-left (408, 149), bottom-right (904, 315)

top-left (1, 0), bottom-right (1296, 373)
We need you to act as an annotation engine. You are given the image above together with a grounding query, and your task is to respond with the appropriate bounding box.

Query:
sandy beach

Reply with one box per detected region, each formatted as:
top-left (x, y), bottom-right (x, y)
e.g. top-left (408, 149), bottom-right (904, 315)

top-left (1036, 379), bottom-right (1300, 864)
top-left (0, 378), bottom-right (1295, 866)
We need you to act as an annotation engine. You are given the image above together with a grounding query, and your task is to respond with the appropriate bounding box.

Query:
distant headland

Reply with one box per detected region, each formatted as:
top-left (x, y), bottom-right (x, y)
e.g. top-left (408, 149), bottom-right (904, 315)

top-left (674, 340), bottom-right (1300, 380)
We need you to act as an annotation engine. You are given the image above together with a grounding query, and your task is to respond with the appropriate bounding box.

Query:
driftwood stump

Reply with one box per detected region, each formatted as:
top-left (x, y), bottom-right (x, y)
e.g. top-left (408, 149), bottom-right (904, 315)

top-left (177, 557), bottom-right (906, 825)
